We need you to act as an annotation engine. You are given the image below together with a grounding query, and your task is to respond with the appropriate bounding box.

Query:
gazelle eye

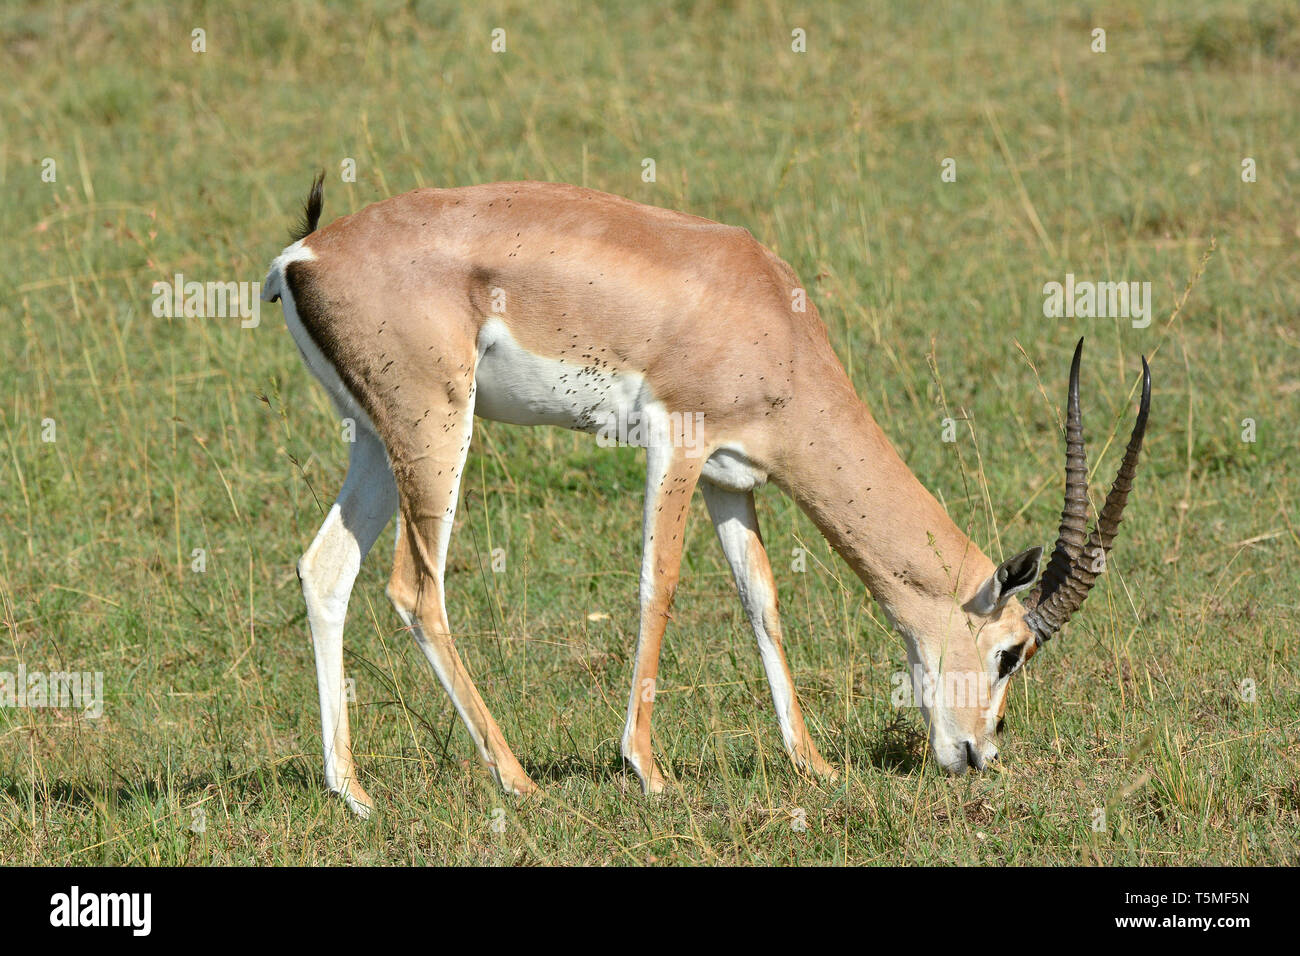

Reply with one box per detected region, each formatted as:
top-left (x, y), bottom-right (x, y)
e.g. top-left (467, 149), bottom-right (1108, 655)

top-left (997, 648), bottom-right (1022, 679)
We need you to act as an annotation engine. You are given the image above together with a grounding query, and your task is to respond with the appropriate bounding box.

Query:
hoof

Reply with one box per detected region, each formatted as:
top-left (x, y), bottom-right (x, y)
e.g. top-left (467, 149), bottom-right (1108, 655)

top-left (340, 786), bottom-right (374, 820)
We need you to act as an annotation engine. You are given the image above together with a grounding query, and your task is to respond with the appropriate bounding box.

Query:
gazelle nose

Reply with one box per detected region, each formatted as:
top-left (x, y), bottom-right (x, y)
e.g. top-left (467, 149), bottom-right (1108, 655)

top-left (964, 740), bottom-right (981, 771)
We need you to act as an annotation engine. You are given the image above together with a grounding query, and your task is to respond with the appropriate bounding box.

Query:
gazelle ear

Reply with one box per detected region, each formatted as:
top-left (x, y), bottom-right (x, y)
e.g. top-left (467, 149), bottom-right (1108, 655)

top-left (967, 547), bottom-right (1043, 616)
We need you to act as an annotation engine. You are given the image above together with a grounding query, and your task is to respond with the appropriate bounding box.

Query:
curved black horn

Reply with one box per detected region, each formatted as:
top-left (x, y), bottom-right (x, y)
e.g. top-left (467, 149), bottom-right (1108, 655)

top-left (1026, 353), bottom-right (1151, 644)
top-left (1024, 338), bottom-right (1089, 614)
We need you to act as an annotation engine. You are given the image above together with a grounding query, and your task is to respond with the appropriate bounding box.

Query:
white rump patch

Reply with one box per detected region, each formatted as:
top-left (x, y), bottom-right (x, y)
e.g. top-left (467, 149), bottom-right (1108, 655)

top-left (264, 241), bottom-right (380, 436)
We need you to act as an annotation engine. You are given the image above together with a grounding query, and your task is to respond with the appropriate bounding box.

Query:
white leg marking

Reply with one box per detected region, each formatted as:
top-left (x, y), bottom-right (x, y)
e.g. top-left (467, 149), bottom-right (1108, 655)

top-left (701, 483), bottom-right (801, 754)
top-left (299, 428), bottom-right (397, 817)
top-left (620, 425), bottom-right (673, 782)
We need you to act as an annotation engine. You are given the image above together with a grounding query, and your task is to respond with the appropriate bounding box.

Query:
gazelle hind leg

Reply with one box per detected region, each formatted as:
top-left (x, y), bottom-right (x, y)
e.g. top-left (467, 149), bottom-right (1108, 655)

top-left (621, 439), bottom-right (705, 794)
top-left (384, 380), bottom-right (536, 796)
top-left (299, 428), bottom-right (399, 818)
top-left (700, 482), bottom-right (836, 780)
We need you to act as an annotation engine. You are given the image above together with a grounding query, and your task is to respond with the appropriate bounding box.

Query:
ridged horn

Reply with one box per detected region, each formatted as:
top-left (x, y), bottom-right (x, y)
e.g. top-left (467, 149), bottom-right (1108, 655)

top-left (1024, 338), bottom-right (1089, 613)
top-left (1025, 350), bottom-right (1151, 645)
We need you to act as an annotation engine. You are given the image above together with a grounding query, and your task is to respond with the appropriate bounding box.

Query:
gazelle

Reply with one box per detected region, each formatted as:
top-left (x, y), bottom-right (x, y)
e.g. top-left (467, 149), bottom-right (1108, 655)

top-left (263, 175), bottom-right (1150, 816)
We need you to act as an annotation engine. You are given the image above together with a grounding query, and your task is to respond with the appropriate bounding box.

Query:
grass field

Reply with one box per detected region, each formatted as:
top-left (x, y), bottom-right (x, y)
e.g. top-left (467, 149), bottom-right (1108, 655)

top-left (2, 0), bottom-right (1297, 865)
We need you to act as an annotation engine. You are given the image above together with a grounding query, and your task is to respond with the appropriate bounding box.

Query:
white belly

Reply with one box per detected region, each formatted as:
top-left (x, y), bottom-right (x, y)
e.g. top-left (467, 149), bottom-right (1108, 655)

top-left (473, 318), bottom-right (767, 492)
top-left (474, 317), bottom-right (648, 432)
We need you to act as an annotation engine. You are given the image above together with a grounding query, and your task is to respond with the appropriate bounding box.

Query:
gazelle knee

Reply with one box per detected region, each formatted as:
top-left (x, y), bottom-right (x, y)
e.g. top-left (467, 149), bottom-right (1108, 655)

top-left (385, 538), bottom-right (424, 613)
top-left (298, 551), bottom-right (328, 609)
top-left (384, 575), bottom-right (416, 619)
top-left (385, 568), bottom-right (441, 644)
top-left (386, 521), bottom-right (446, 628)
top-left (299, 551), bottom-right (351, 625)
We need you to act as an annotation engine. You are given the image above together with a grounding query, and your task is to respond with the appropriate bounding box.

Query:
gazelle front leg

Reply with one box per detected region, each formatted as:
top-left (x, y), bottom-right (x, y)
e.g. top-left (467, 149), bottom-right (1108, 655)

top-left (299, 428), bottom-right (398, 818)
top-left (700, 483), bottom-right (836, 780)
top-left (621, 438), bottom-right (705, 794)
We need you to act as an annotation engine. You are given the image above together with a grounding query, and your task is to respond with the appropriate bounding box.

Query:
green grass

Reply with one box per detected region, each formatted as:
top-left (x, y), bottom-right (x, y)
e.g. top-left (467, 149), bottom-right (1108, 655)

top-left (1, 0), bottom-right (1297, 865)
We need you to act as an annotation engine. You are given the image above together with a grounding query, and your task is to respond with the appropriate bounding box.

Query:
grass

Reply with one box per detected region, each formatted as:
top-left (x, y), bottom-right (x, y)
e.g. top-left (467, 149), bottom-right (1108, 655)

top-left (1, 0), bottom-right (1297, 865)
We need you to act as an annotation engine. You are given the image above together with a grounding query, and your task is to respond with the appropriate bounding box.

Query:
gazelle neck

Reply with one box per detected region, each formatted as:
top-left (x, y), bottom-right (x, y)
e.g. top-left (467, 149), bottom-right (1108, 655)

top-left (773, 386), bottom-right (994, 621)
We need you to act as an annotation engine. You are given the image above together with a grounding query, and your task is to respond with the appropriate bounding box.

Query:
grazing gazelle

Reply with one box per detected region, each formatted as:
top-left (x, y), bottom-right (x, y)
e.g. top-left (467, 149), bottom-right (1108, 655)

top-left (263, 175), bottom-right (1150, 816)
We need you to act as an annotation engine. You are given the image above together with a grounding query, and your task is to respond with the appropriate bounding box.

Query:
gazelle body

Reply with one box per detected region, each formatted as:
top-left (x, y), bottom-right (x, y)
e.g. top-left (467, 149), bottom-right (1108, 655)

top-left (264, 177), bottom-right (1149, 816)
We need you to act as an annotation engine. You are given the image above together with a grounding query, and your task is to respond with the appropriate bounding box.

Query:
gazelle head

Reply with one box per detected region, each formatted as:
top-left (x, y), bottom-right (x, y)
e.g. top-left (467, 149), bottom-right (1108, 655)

top-left (907, 339), bottom-right (1151, 773)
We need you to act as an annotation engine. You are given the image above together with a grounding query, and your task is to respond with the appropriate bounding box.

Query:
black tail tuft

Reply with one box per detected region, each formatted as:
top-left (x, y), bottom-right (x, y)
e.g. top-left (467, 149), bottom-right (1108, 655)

top-left (290, 170), bottom-right (326, 243)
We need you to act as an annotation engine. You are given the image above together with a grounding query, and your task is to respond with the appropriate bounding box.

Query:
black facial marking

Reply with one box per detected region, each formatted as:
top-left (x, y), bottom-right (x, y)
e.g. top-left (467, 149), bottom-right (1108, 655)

top-left (997, 642), bottom-right (1028, 679)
